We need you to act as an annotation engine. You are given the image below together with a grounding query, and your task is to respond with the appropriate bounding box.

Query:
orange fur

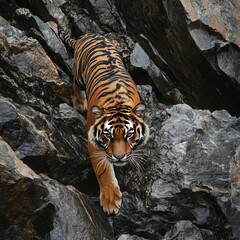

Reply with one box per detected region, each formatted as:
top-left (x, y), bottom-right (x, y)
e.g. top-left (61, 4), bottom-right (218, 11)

top-left (58, 28), bottom-right (149, 214)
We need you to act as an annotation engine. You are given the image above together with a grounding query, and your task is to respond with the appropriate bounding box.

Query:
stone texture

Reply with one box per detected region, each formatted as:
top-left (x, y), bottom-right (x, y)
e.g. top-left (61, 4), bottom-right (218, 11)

top-left (114, 0), bottom-right (240, 116)
top-left (183, 0), bottom-right (240, 85)
top-left (0, 0), bottom-right (240, 240)
top-left (43, 175), bottom-right (114, 240)
top-left (111, 101), bottom-right (240, 240)
top-left (0, 16), bottom-right (70, 104)
top-left (131, 43), bottom-right (172, 98)
top-left (118, 234), bottom-right (148, 240)
top-left (0, 138), bottom-right (113, 240)
top-left (161, 220), bottom-right (203, 240)
top-left (0, 138), bottom-right (55, 239)
top-left (0, 96), bottom-right (92, 193)
top-left (182, 0), bottom-right (240, 47)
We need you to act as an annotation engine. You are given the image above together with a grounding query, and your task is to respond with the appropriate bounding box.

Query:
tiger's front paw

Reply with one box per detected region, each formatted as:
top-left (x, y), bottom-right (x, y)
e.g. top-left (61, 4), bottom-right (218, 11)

top-left (100, 185), bottom-right (122, 214)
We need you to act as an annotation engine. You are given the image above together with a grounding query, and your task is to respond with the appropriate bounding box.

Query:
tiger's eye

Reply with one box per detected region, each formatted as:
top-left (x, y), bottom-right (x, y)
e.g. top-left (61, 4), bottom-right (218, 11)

top-left (127, 132), bottom-right (134, 138)
top-left (105, 133), bottom-right (111, 139)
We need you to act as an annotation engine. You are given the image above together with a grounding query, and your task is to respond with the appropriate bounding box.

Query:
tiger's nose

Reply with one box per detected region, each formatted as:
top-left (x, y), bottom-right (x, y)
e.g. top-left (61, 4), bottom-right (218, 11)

top-left (113, 154), bottom-right (125, 160)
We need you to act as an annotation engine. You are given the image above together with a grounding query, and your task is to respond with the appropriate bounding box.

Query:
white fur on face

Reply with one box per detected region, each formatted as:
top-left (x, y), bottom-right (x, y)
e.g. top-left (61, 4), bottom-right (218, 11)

top-left (88, 112), bottom-right (150, 150)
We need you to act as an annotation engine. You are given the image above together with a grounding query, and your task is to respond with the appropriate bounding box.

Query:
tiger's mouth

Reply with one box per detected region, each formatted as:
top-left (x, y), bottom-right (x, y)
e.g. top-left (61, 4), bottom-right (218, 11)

top-left (112, 161), bottom-right (128, 167)
top-left (106, 153), bottom-right (130, 167)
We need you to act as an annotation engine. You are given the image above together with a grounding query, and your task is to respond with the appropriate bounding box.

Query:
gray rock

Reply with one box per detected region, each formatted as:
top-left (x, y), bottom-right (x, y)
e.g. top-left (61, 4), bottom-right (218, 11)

top-left (114, 0), bottom-right (240, 116)
top-left (112, 104), bottom-right (240, 240)
top-left (16, 0), bottom-right (68, 24)
top-left (161, 220), bottom-right (203, 240)
top-left (0, 138), bottom-right (55, 239)
top-left (15, 8), bottom-right (72, 75)
top-left (130, 43), bottom-right (171, 95)
top-left (85, 0), bottom-right (125, 31)
top-left (42, 175), bottom-right (113, 240)
top-left (118, 234), bottom-right (148, 240)
top-left (217, 45), bottom-right (240, 84)
top-left (0, 16), bottom-right (71, 104)
top-left (0, 138), bottom-right (113, 240)
top-left (0, 97), bottom-right (90, 192)
top-left (0, 99), bottom-right (19, 129)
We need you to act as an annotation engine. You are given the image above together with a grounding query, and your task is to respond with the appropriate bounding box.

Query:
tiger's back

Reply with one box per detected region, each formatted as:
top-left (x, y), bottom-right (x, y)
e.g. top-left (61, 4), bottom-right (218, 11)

top-left (73, 33), bottom-right (140, 127)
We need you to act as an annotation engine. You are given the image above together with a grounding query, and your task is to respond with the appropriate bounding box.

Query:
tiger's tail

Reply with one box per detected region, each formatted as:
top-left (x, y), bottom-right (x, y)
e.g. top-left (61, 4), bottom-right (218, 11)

top-left (57, 25), bottom-right (77, 49)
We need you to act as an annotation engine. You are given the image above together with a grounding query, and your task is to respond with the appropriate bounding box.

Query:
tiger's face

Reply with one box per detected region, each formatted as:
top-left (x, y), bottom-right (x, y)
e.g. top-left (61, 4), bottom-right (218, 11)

top-left (88, 104), bottom-right (149, 167)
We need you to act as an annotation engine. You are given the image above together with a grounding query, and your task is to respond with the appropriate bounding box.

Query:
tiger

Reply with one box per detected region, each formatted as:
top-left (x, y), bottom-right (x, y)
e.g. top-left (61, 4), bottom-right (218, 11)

top-left (58, 26), bottom-right (150, 214)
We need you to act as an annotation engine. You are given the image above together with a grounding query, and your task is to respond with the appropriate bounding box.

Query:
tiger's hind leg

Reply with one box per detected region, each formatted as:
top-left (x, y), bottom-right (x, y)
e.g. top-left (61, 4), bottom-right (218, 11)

top-left (73, 79), bottom-right (87, 113)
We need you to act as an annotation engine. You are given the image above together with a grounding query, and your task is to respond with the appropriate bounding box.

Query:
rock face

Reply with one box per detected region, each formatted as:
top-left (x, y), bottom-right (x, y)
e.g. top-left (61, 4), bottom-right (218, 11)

top-left (114, 0), bottom-right (240, 116)
top-left (0, 138), bottom-right (54, 240)
top-left (43, 176), bottom-right (114, 240)
top-left (0, 138), bottom-right (113, 239)
top-left (113, 102), bottom-right (240, 239)
top-left (0, 0), bottom-right (240, 240)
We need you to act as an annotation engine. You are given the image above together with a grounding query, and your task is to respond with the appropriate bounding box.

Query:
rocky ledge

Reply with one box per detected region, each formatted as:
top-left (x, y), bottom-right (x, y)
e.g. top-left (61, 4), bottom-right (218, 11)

top-left (0, 0), bottom-right (240, 240)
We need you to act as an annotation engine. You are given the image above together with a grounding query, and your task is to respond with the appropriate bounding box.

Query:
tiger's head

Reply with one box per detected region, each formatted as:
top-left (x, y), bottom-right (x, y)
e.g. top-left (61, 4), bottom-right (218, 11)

top-left (88, 104), bottom-right (150, 167)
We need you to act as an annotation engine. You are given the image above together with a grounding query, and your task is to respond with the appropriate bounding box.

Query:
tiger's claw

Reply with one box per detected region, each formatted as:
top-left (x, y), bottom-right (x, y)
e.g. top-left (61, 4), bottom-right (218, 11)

top-left (100, 185), bottom-right (122, 214)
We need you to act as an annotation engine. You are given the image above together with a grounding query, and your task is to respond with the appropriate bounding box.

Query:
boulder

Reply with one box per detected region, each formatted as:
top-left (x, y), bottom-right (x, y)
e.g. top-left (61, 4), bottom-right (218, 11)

top-left (0, 97), bottom-right (92, 193)
top-left (0, 16), bottom-right (71, 105)
top-left (0, 138), bottom-right (113, 240)
top-left (161, 220), bottom-right (203, 240)
top-left (43, 175), bottom-right (114, 240)
top-left (0, 138), bottom-right (55, 239)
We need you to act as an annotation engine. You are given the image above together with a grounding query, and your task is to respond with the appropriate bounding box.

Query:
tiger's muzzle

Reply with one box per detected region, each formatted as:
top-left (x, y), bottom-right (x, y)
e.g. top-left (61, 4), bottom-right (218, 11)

top-left (106, 152), bottom-right (130, 167)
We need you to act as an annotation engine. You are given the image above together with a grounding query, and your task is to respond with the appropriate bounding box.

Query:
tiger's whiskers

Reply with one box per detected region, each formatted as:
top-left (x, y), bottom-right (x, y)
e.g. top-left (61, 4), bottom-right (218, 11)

top-left (129, 151), bottom-right (147, 174)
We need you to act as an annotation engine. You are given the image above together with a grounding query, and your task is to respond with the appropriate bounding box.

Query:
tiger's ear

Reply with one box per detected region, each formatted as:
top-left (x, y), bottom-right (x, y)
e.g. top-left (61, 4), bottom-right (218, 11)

top-left (133, 103), bottom-right (146, 117)
top-left (91, 105), bottom-right (104, 119)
